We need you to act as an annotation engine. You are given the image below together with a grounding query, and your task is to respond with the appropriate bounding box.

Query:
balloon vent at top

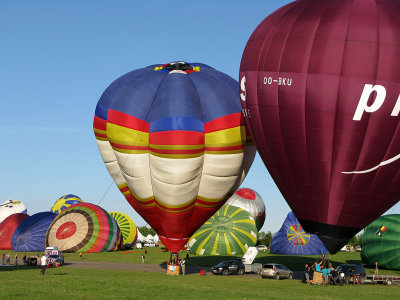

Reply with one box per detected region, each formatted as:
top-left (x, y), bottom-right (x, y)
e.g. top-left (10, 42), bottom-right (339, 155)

top-left (51, 194), bottom-right (83, 215)
top-left (93, 62), bottom-right (256, 253)
top-left (240, 0), bottom-right (400, 253)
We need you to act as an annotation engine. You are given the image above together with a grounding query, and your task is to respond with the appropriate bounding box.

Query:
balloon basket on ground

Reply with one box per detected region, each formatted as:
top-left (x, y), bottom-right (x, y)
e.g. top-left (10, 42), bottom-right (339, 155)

top-left (167, 264), bottom-right (180, 275)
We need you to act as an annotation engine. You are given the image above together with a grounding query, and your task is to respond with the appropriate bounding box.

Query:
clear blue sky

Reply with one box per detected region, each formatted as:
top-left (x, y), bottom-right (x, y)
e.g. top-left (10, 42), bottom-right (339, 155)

top-left (1, 0), bottom-right (398, 234)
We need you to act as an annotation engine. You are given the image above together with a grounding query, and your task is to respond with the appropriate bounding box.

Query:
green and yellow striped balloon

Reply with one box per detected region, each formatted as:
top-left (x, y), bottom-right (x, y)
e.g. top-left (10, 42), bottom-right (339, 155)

top-left (188, 205), bottom-right (257, 255)
top-left (109, 212), bottom-right (137, 244)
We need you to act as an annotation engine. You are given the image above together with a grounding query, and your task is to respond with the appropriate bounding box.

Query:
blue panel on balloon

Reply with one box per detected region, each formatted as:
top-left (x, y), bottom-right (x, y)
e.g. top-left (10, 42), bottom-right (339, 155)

top-left (11, 212), bottom-right (57, 252)
top-left (270, 212), bottom-right (328, 255)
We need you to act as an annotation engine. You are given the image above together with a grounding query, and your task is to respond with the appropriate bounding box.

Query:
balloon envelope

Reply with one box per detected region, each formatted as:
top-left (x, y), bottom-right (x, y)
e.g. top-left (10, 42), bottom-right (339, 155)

top-left (188, 204), bottom-right (258, 255)
top-left (11, 212), bottom-right (56, 252)
top-left (270, 212), bottom-right (328, 256)
top-left (51, 194), bottom-right (83, 215)
top-left (226, 188), bottom-right (265, 230)
top-left (361, 214), bottom-right (400, 271)
top-left (110, 211), bottom-right (138, 244)
top-left (0, 213), bottom-right (29, 250)
top-left (0, 200), bottom-right (27, 223)
top-left (46, 203), bottom-right (121, 253)
top-left (240, 0), bottom-right (400, 253)
top-left (94, 62), bottom-right (256, 252)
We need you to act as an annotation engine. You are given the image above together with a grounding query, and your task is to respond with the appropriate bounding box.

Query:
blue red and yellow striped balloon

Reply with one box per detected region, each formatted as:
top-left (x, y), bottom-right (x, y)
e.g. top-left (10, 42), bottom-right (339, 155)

top-left (51, 194), bottom-right (83, 215)
top-left (93, 62), bottom-right (256, 252)
top-left (270, 212), bottom-right (328, 255)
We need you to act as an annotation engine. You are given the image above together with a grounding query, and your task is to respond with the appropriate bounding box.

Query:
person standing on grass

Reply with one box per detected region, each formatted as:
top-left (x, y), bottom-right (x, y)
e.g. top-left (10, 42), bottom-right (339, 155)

top-left (6, 253), bottom-right (11, 265)
top-left (80, 252), bottom-right (83, 260)
top-left (375, 262), bottom-right (378, 275)
top-left (40, 254), bottom-right (48, 275)
top-left (14, 254), bottom-right (18, 265)
top-left (23, 253), bottom-right (27, 265)
top-left (304, 264), bottom-right (310, 284)
top-left (2, 253), bottom-right (5, 265)
top-left (180, 258), bottom-right (186, 275)
top-left (322, 266), bottom-right (328, 285)
top-left (142, 254), bottom-right (145, 264)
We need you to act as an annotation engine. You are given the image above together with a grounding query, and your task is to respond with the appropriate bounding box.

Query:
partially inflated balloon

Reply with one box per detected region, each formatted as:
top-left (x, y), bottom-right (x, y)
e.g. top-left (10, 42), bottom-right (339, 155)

top-left (45, 203), bottom-right (121, 253)
top-left (0, 200), bottom-right (27, 223)
top-left (94, 62), bottom-right (256, 252)
top-left (188, 205), bottom-right (257, 255)
top-left (0, 213), bottom-right (29, 250)
top-left (240, 0), bottom-right (400, 253)
top-left (51, 194), bottom-right (83, 214)
top-left (270, 212), bottom-right (328, 256)
top-left (11, 212), bottom-right (56, 252)
top-left (226, 188), bottom-right (265, 230)
top-left (361, 214), bottom-right (400, 271)
top-left (110, 211), bottom-right (138, 244)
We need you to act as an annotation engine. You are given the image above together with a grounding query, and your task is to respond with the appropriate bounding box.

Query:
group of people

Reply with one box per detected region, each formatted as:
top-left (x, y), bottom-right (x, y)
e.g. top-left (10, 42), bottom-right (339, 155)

top-left (304, 260), bottom-right (343, 286)
top-left (1, 253), bottom-right (28, 265)
top-left (168, 253), bottom-right (188, 275)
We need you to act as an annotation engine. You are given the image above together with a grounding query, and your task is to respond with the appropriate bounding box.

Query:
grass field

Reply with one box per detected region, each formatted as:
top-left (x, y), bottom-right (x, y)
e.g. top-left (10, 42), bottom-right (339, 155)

top-left (1, 250), bottom-right (399, 299)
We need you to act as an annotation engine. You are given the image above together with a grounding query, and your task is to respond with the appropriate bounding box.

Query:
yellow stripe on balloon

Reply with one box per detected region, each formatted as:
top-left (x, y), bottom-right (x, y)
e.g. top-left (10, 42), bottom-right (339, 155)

top-left (154, 197), bottom-right (196, 209)
top-left (224, 233), bottom-right (232, 254)
top-left (149, 151), bottom-right (203, 159)
top-left (233, 219), bottom-right (257, 225)
top-left (205, 149), bottom-right (244, 155)
top-left (195, 202), bottom-right (221, 208)
top-left (230, 207), bottom-right (243, 219)
top-left (230, 231), bottom-right (246, 253)
top-left (196, 231), bottom-right (214, 254)
top-left (191, 227), bottom-right (212, 240)
top-left (197, 195), bottom-right (225, 203)
top-left (233, 227), bottom-right (257, 243)
top-left (223, 205), bottom-right (229, 216)
top-left (107, 123), bottom-right (149, 146)
top-left (211, 232), bottom-right (220, 255)
top-left (205, 126), bottom-right (246, 147)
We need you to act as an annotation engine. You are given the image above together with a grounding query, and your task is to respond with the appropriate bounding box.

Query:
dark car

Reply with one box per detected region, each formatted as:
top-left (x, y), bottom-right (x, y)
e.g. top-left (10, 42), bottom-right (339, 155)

top-left (47, 254), bottom-right (64, 266)
top-left (211, 260), bottom-right (245, 275)
top-left (337, 264), bottom-right (366, 284)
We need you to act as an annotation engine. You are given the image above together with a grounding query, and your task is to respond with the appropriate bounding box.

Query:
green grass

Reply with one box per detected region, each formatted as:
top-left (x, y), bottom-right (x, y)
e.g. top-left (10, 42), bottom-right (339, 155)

top-left (0, 266), bottom-right (399, 300)
top-left (6, 249), bottom-right (400, 275)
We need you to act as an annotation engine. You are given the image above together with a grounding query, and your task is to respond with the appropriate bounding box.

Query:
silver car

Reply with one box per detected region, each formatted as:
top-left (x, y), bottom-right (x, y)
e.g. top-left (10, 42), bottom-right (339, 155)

top-left (260, 263), bottom-right (293, 280)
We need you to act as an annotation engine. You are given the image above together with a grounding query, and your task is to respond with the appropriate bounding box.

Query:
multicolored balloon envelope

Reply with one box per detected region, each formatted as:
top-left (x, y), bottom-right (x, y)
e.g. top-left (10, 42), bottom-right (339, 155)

top-left (94, 62), bottom-right (256, 252)
top-left (11, 212), bottom-right (56, 252)
top-left (361, 214), bottom-right (400, 271)
top-left (188, 205), bottom-right (258, 255)
top-left (0, 200), bottom-right (27, 223)
top-left (110, 211), bottom-right (138, 245)
top-left (51, 194), bottom-right (83, 215)
top-left (0, 213), bottom-right (29, 250)
top-left (226, 188), bottom-right (265, 230)
top-left (45, 203), bottom-right (121, 253)
top-left (270, 212), bottom-right (328, 256)
top-left (240, 0), bottom-right (400, 253)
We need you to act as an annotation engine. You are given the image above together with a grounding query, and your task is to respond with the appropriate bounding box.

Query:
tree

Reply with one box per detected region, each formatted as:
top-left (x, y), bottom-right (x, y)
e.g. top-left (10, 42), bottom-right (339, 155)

top-left (137, 226), bottom-right (156, 236)
top-left (257, 231), bottom-right (273, 246)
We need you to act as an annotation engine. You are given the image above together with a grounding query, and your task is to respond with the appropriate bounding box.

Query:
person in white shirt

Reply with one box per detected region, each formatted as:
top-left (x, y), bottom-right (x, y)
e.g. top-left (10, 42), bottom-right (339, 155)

top-left (40, 254), bottom-right (48, 275)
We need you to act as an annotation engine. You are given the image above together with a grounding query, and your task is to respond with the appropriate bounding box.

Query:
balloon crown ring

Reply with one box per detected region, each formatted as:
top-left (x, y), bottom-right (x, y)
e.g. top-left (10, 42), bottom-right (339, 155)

top-left (154, 62), bottom-right (200, 74)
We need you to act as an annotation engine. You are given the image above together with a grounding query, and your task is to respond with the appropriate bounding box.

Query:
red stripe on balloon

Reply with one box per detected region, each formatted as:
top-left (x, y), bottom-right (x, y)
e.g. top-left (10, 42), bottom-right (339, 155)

top-left (93, 115), bottom-right (107, 131)
top-left (109, 142), bottom-right (149, 151)
top-left (204, 113), bottom-right (242, 133)
top-left (108, 110), bottom-right (150, 132)
top-left (149, 131), bottom-right (204, 145)
top-left (149, 147), bottom-right (204, 155)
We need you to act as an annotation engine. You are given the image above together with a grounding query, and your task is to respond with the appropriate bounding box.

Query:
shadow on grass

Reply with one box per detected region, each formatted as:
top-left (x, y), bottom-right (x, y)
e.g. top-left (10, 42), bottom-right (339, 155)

top-left (0, 265), bottom-right (41, 272)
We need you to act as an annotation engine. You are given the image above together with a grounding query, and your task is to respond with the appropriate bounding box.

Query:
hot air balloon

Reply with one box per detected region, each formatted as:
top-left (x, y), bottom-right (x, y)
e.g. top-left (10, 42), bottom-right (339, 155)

top-left (11, 212), bottom-right (56, 252)
top-left (226, 188), bottom-right (265, 230)
top-left (0, 200), bottom-right (27, 223)
top-left (51, 194), bottom-right (83, 214)
top-left (94, 62), bottom-right (256, 253)
top-left (240, 0), bottom-right (400, 253)
top-left (361, 214), bottom-right (400, 271)
top-left (188, 205), bottom-right (258, 255)
top-left (0, 213), bottom-right (29, 250)
top-left (270, 212), bottom-right (328, 255)
top-left (45, 203), bottom-right (121, 253)
top-left (110, 211), bottom-right (138, 244)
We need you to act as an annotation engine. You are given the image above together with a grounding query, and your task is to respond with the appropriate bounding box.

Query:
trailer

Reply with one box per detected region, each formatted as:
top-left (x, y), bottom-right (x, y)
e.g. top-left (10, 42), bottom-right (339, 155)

top-left (242, 247), bottom-right (262, 274)
top-left (364, 274), bottom-right (400, 285)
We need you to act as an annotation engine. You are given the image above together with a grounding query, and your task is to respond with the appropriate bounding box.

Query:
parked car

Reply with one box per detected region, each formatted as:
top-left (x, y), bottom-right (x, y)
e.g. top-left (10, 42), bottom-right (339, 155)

top-left (47, 253), bottom-right (64, 266)
top-left (257, 245), bottom-right (268, 252)
top-left (260, 263), bottom-right (293, 280)
top-left (336, 264), bottom-right (366, 284)
top-left (211, 260), bottom-right (245, 275)
top-left (143, 242), bottom-right (156, 247)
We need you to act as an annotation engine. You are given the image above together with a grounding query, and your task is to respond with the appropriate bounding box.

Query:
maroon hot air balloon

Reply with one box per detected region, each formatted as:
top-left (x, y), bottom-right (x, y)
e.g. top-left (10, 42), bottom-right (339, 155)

top-left (0, 213), bottom-right (29, 250)
top-left (240, 0), bottom-right (400, 253)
